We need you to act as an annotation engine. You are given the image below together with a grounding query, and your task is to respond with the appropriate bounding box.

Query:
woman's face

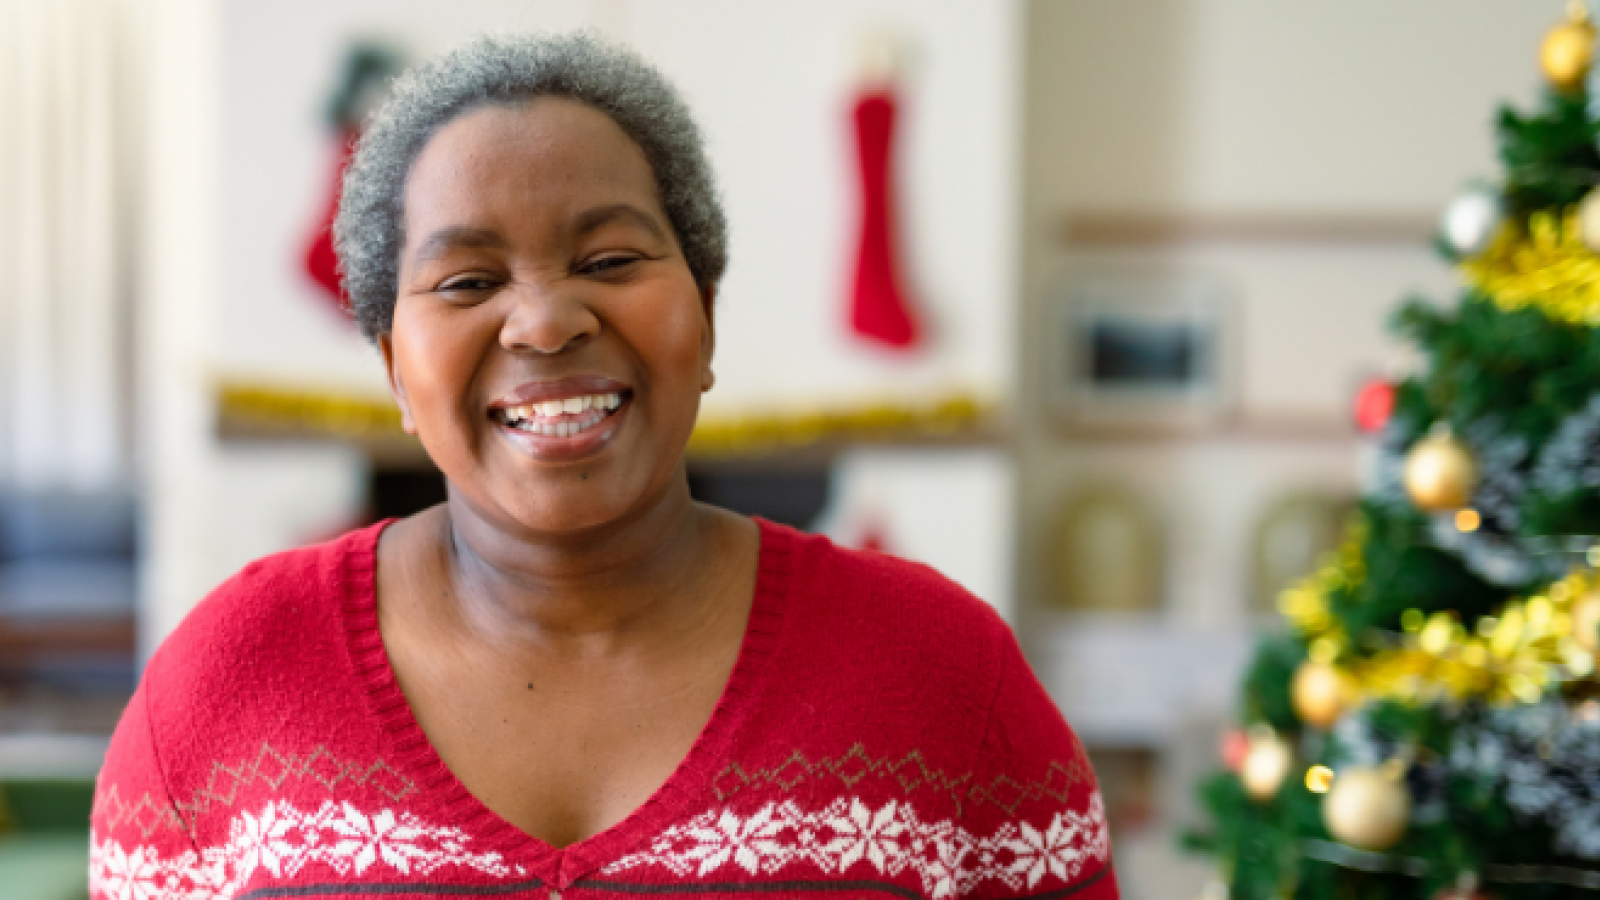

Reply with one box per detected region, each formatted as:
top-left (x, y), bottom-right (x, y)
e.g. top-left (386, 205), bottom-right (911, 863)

top-left (381, 97), bottom-right (714, 537)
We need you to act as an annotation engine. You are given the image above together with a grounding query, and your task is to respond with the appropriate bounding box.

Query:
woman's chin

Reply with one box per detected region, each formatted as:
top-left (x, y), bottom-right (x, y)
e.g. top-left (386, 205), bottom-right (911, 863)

top-left (463, 475), bottom-right (675, 543)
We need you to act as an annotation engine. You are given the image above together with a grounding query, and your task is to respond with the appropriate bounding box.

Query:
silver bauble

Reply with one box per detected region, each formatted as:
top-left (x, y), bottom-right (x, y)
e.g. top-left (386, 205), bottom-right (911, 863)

top-left (1440, 187), bottom-right (1504, 257)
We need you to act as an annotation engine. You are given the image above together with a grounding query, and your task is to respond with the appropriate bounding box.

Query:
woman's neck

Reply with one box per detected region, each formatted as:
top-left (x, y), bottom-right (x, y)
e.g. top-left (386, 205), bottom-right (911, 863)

top-left (427, 482), bottom-right (739, 653)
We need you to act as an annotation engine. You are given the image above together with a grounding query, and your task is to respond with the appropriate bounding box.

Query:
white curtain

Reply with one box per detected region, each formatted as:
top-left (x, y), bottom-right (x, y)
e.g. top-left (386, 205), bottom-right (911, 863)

top-left (0, 0), bottom-right (137, 490)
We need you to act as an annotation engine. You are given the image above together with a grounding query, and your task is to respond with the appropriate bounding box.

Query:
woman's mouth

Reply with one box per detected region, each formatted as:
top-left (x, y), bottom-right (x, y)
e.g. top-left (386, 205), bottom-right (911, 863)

top-left (490, 391), bottom-right (627, 438)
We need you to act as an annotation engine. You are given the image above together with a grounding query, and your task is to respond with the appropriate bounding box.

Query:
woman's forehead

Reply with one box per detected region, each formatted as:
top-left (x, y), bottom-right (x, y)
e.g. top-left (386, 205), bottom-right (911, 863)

top-left (403, 98), bottom-right (663, 240)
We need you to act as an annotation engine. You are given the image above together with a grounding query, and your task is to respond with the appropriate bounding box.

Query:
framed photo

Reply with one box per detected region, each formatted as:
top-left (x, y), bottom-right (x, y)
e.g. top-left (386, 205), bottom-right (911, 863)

top-left (1048, 269), bottom-right (1234, 432)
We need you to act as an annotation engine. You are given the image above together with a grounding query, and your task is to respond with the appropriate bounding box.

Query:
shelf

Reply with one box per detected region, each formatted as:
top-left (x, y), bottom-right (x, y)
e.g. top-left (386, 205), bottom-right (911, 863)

top-left (1045, 412), bottom-right (1359, 443)
top-left (1060, 212), bottom-right (1437, 247)
top-left (0, 733), bottom-right (109, 779)
top-left (0, 616), bottom-right (135, 662)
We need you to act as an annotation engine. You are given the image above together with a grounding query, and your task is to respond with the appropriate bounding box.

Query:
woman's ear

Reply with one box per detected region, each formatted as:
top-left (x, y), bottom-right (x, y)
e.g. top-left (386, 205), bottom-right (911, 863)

top-left (699, 284), bottom-right (716, 393)
top-left (704, 283), bottom-right (723, 389)
top-left (377, 332), bottom-right (419, 434)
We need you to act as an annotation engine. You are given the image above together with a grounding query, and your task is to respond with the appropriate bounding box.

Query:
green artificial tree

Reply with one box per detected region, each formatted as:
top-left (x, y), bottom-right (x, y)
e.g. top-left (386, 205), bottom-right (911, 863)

top-left (1189, 5), bottom-right (1600, 899)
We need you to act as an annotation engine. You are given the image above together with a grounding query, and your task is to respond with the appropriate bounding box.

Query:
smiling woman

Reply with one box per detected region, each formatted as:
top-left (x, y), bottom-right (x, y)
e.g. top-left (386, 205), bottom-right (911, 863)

top-left (89, 33), bottom-right (1117, 900)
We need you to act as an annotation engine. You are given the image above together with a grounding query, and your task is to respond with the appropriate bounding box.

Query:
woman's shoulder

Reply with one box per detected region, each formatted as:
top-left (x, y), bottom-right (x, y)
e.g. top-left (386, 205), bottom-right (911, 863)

top-left (96, 522), bottom-right (402, 862)
top-left (141, 521), bottom-right (385, 704)
top-left (754, 518), bottom-right (1018, 720)
top-left (759, 517), bottom-right (1012, 644)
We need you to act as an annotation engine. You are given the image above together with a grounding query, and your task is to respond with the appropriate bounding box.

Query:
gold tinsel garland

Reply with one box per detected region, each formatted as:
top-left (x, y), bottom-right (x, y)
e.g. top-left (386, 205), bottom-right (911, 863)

top-left (1278, 520), bottom-right (1599, 706)
top-left (687, 396), bottom-right (990, 456)
top-left (218, 383), bottom-right (405, 438)
top-left (1461, 208), bottom-right (1600, 327)
top-left (215, 382), bottom-right (995, 457)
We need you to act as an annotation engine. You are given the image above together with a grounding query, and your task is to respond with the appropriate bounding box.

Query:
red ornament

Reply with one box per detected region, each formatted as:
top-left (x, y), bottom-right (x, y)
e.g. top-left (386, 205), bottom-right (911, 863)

top-left (1354, 379), bottom-right (1396, 433)
top-left (1221, 728), bottom-right (1250, 773)
top-left (848, 88), bottom-right (921, 350)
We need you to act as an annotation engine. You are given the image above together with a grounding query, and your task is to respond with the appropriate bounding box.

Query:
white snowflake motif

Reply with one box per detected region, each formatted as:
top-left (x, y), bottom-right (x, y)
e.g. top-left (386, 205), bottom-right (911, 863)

top-left (92, 801), bottom-right (516, 900)
top-left (691, 803), bottom-right (792, 875)
top-left (823, 798), bottom-right (908, 873)
top-left (228, 801), bottom-right (297, 880)
top-left (325, 802), bottom-right (431, 875)
top-left (604, 792), bottom-right (1111, 898)
top-left (1004, 815), bottom-right (1088, 889)
top-left (93, 842), bottom-right (163, 900)
top-left (916, 818), bottom-right (970, 900)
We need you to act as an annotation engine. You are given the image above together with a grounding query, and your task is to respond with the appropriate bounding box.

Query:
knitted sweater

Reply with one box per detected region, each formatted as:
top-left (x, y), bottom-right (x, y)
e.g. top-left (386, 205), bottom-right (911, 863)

top-left (91, 518), bottom-right (1117, 900)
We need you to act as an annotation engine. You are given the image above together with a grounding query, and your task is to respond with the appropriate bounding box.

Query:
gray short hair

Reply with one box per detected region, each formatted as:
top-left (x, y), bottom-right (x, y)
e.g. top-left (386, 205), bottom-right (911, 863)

top-left (333, 32), bottom-right (728, 341)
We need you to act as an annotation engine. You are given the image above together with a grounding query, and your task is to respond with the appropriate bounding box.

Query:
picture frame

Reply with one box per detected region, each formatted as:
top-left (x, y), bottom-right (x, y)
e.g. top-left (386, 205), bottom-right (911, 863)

top-left (1047, 269), bottom-right (1235, 432)
top-left (1048, 482), bottom-right (1163, 613)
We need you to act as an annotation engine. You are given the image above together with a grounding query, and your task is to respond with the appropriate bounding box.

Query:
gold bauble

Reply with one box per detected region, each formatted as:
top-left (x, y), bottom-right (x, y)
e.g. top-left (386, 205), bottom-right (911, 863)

top-left (1323, 767), bottom-right (1411, 851)
top-left (1240, 730), bottom-right (1293, 802)
top-left (1542, 8), bottom-right (1598, 92)
top-left (1573, 591), bottom-right (1600, 652)
top-left (1292, 660), bottom-right (1354, 730)
top-left (1403, 430), bottom-right (1477, 512)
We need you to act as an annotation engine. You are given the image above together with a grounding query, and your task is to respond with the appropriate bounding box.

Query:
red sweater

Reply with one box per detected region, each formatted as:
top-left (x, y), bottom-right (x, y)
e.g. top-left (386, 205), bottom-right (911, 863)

top-left (91, 518), bottom-right (1117, 899)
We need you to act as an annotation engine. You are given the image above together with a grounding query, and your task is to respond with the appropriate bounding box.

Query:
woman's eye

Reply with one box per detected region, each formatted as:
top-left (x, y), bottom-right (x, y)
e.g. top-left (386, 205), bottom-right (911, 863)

top-left (582, 255), bottom-right (642, 276)
top-left (438, 276), bottom-right (497, 293)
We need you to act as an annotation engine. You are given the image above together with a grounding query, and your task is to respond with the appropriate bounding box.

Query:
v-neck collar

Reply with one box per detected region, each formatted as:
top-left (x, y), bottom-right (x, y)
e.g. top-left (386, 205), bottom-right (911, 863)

top-left (339, 516), bottom-right (794, 889)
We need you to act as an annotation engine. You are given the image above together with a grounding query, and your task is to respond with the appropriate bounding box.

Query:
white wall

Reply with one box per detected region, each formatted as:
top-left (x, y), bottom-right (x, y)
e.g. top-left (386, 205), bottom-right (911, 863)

top-left (215, 0), bottom-right (1024, 411)
top-left (622, 1), bottom-right (1023, 412)
top-left (138, 0), bottom-right (224, 651)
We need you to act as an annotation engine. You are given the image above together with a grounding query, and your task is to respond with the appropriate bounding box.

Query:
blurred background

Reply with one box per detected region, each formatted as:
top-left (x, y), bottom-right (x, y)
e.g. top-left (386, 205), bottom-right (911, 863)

top-left (0, 0), bottom-right (1576, 897)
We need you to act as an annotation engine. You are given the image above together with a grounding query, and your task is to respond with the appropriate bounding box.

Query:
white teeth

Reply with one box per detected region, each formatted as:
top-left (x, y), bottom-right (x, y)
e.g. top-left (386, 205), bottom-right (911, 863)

top-left (500, 393), bottom-right (624, 430)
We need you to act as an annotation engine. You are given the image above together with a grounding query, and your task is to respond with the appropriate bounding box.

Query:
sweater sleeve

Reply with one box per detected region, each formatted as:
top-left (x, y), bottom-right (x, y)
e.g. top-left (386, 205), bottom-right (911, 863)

top-left (90, 679), bottom-right (217, 900)
top-left (966, 627), bottom-right (1119, 899)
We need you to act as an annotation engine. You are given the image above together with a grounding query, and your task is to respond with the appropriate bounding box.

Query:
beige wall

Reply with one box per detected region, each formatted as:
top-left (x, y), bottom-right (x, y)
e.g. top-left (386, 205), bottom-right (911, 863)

top-left (1026, 0), bottom-right (1560, 217)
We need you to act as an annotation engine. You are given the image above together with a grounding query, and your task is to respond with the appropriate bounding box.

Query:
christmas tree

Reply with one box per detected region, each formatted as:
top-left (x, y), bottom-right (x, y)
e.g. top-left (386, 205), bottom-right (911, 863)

top-left (1190, 6), bottom-right (1600, 900)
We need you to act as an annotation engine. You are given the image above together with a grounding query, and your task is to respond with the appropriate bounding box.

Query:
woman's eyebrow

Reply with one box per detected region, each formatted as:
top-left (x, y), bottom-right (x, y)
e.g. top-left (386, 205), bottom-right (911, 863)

top-left (572, 203), bottom-right (667, 241)
top-left (411, 225), bottom-right (507, 265)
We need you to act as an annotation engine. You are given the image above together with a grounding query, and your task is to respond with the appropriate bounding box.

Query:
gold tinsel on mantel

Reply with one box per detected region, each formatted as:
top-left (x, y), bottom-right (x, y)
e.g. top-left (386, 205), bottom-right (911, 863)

top-left (214, 381), bottom-right (998, 459)
top-left (1461, 209), bottom-right (1600, 326)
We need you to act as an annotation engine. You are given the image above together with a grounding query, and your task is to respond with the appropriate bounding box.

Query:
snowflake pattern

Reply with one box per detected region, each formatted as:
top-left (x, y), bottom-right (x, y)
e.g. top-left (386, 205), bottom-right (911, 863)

top-left (93, 794), bottom-right (1108, 900)
top-left (90, 800), bottom-right (514, 900)
top-left (603, 792), bottom-right (1110, 899)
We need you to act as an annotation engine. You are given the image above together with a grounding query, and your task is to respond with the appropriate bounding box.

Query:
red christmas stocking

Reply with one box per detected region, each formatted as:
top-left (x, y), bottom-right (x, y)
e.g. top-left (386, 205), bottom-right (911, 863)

top-left (302, 126), bottom-right (358, 315)
top-left (849, 89), bottom-right (921, 349)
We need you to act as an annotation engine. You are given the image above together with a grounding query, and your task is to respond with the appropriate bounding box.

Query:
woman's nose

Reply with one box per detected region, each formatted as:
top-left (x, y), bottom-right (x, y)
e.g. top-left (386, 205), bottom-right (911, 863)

top-left (498, 281), bottom-right (600, 355)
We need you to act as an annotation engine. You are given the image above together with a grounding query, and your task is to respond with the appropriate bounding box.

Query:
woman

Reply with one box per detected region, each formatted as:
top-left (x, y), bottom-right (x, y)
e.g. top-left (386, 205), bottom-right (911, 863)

top-left (90, 34), bottom-right (1116, 900)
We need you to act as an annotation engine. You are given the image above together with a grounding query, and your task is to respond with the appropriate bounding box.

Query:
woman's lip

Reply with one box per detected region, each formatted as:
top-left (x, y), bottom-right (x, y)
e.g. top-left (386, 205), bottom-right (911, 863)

top-left (495, 397), bottom-right (629, 462)
top-left (489, 375), bottom-right (632, 409)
